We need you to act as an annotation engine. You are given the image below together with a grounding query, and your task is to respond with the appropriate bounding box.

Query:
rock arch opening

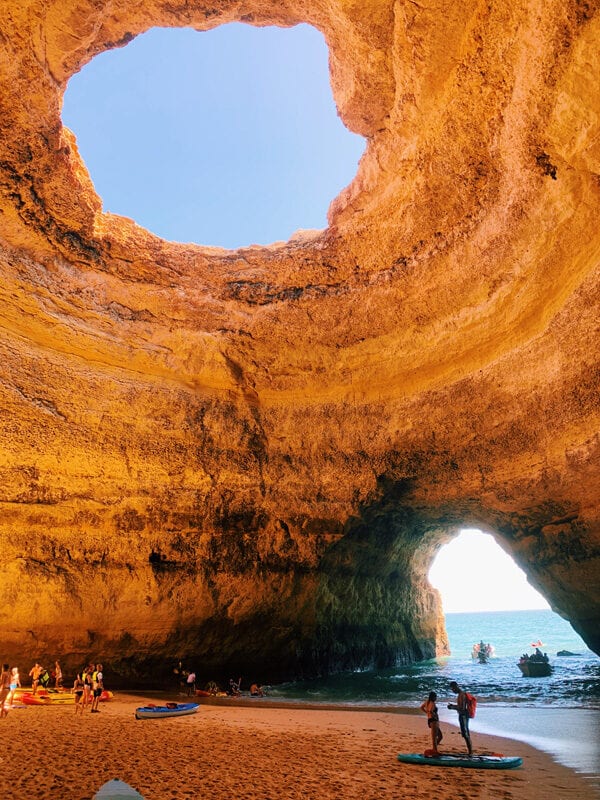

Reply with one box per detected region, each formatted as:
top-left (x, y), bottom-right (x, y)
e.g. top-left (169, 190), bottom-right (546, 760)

top-left (61, 23), bottom-right (365, 249)
top-left (428, 528), bottom-right (550, 614)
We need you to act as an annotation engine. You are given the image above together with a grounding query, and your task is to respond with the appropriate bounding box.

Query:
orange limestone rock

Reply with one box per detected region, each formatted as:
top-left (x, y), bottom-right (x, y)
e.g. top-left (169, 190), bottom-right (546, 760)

top-left (0, 1), bottom-right (598, 683)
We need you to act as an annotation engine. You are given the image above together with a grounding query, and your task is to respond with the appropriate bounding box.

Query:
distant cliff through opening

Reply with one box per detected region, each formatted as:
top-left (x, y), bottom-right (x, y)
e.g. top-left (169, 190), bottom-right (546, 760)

top-left (61, 23), bottom-right (365, 249)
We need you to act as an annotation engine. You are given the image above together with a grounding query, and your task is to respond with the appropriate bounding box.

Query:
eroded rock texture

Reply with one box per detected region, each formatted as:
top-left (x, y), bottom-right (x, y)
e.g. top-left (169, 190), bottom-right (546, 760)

top-left (0, 0), bottom-right (599, 684)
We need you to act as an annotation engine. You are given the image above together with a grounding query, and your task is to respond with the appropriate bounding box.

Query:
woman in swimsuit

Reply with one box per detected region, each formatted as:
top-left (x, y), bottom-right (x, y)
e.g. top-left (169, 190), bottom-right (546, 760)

top-left (73, 672), bottom-right (85, 715)
top-left (7, 667), bottom-right (20, 708)
top-left (420, 691), bottom-right (443, 754)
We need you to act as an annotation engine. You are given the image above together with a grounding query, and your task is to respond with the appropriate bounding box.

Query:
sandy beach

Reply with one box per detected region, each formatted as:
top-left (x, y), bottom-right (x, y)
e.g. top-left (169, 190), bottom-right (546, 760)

top-left (0, 694), bottom-right (595, 800)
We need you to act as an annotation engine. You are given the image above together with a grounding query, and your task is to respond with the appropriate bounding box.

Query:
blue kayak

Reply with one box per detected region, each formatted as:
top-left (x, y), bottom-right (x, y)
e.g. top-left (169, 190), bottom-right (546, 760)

top-left (93, 779), bottom-right (145, 798)
top-left (135, 702), bottom-right (198, 720)
top-left (397, 753), bottom-right (523, 770)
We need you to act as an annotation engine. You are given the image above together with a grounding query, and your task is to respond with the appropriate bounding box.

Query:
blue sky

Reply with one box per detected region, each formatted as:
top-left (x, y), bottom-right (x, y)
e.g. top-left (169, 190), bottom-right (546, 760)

top-left (62, 23), bottom-right (365, 249)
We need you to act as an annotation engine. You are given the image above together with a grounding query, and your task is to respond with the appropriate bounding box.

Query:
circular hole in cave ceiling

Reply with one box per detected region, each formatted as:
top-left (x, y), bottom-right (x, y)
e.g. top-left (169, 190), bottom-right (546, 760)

top-left (62, 23), bottom-right (365, 250)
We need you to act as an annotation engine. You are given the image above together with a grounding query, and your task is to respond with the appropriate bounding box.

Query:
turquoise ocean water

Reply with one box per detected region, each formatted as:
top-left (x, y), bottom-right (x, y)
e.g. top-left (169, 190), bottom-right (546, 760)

top-left (269, 610), bottom-right (600, 782)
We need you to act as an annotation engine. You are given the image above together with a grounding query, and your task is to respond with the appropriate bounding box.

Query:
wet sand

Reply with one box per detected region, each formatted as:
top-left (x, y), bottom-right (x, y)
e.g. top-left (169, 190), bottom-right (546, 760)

top-left (0, 693), bottom-right (595, 800)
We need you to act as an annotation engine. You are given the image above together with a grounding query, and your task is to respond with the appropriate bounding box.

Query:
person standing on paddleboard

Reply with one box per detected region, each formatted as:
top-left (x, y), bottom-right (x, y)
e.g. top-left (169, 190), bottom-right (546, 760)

top-left (448, 681), bottom-right (473, 755)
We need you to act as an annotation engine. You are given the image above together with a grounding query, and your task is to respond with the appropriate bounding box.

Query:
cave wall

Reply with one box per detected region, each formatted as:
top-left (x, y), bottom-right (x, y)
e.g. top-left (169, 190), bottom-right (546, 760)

top-left (0, 0), bottom-right (599, 683)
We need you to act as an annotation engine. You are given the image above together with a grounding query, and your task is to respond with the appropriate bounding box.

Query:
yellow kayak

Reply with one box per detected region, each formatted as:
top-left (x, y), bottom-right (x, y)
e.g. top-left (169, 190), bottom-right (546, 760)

top-left (20, 689), bottom-right (113, 705)
top-left (21, 690), bottom-right (75, 705)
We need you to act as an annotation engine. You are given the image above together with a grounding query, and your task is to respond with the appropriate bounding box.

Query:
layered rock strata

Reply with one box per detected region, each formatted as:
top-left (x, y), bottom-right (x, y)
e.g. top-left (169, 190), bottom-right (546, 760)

top-left (0, 0), bottom-right (598, 683)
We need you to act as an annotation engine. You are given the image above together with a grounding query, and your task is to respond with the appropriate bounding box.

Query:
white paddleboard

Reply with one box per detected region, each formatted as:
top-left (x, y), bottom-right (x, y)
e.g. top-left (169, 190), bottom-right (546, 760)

top-left (93, 778), bottom-right (145, 799)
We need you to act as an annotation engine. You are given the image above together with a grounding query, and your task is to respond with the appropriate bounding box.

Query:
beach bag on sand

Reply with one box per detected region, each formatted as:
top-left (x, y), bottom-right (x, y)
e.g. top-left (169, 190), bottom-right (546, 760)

top-left (465, 693), bottom-right (477, 718)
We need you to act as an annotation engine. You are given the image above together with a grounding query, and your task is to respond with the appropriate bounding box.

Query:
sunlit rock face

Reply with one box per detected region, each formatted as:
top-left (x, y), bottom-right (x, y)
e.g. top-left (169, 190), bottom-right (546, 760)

top-left (0, 1), bottom-right (598, 684)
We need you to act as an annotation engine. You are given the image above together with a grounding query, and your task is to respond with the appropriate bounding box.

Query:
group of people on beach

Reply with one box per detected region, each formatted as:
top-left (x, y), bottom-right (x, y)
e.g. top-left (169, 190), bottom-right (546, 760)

top-left (227, 677), bottom-right (264, 696)
top-left (73, 664), bottom-right (104, 713)
top-left (420, 681), bottom-right (473, 756)
top-left (1, 659), bottom-right (63, 715)
top-left (175, 663), bottom-right (266, 698)
top-left (28, 660), bottom-right (63, 694)
top-left (0, 659), bottom-right (104, 717)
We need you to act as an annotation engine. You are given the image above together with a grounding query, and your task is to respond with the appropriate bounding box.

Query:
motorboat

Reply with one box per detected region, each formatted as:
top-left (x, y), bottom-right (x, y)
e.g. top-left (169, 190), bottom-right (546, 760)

top-left (518, 644), bottom-right (552, 676)
top-left (517, 659), bottom-right (553, 677)
top-left (471, 641), bottom-right (495, 663)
